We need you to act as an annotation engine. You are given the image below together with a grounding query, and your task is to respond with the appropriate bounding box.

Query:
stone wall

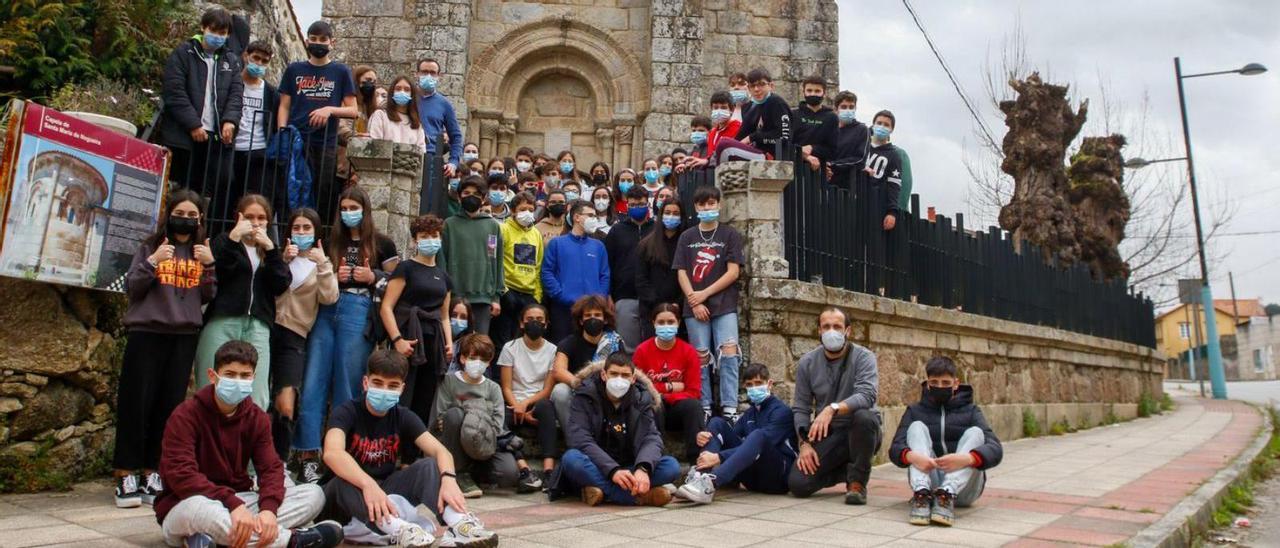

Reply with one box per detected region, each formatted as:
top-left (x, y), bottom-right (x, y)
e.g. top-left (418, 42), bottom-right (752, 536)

top-left (0, 278), bottom-right (125, 484)
top-left (199, 0), bottom-right (307, 81)
top-left (345, 137), bottom-right (427, 254)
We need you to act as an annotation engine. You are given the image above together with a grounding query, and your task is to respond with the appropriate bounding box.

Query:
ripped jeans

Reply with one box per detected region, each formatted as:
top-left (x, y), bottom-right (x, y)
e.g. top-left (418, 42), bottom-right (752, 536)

top-left (686, 312), bottom-right (740, 413)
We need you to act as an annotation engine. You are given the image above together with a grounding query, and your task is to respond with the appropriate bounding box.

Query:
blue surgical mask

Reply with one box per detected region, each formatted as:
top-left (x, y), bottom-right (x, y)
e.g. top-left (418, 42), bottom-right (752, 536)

top-left (489, 190), bottom-right (506, 206)
top-left (618, 181), bottom-right (634, 195)
top-left (560, 161), bottom-right (575, 174)
top-left (203, 32), bottom-right (227, 50)
top-left (392, 90), bottom-right (412, 106)
top-left (489, 169), bottom-right (505, 178)
top-left (750, 91), bottom-right (771, 105)
top-left (448, 178), bottom-right (461, 192)
top-left (730, 89), bottom-right (749, 104)
top-left (655, 325), bottom-right (678, 342)
top-left (711, 109), bottom-right (731, 125)
top-left (697, 209), bottom-right (719, 223)
top-left (690, 131), bottom-right (708, 145)
top-left (291, 234), bottom-right (315, 251)
top-left (214, 374), bottom-right (253, 406)
top-left (746, 385), bottom-right (770, 405)
top-left (417, 238), bottom-right (441, 256)
top-left (366, 387), bottom-right (401, 413)
top-left (463, 152), bottom-right (479, 162)
top-left (644, 169), bottom-right (660, 184)
top-left (838, 109), bottom-right (856, 124)
top-left (659, 165), bottom-right (672, 177)
top-left (340, 209), bottom-right (363, 228)
top-left (451, 318), bottom-right (468, 337)
top-left (873, 124), bottom-right (892, 140)
top-left (246, 62), bottom-right (267, 79)
top-left (564, 191), bottom-right (580, 202)
top-left (418, 75), bottom-right (438, 93)
top-left (662, 214), bottom-right (681, 230)
top-left (628, 205), bottom-right (649, 222)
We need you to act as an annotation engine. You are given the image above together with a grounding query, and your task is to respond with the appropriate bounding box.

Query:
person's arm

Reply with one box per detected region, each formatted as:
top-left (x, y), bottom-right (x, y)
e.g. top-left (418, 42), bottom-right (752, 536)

top-left (315, 255), bottom-right (339, 305)
top-left (888, 406), bottom-right (917, 468)
top-left (896, 148), bottom-right (913, 212)
top-left (125, 244), bottom-right (158, 301)
top-left (249, 411), bottom-right (285, 515)
top-left (368, 110), bottom-right (389, 141)
top-left (441, 291), bottom-right (453, 357)
top-left (331, 95), bottom-right (360, 120)
top-left (632, 402), bottom-right (663, 473)
top-left (276, 94), bottom-right (292, 130)
top-left (220, 60), bottom-right (245, 129)
top-left (498, 346), bottom-right (518, 407)
top-left (791, 357), bottom-right (814, 437)
top-left (199, 254), bottom-right (218, 304)
top-left (380, 277), bottom-right (407, 345)
top-left (445, 103), bottom-right (464, 168)
top-left (968, 406), bottom-right (1003, 470)
top-left (701, 262), bottom-right (739, 298)
top-left (597, 242), bottom-right (610, 296)
top-left (540, 240), bottom-right (563, 305)
top-left (525, 362), bottom-right (556, 406)
top-left (492, 227), bottom-right (505, 305)
top-left (160, 47), bottom-right (201, 132)
top-left (674, 344), bottom-right (702, 401)
top-left (487, 381), bottom-right (505, 433)
top-left (634, 253), bottom-right (654, 307)
top-left (840, 350), bottom-right (880, 412)
top-left (263, 245), bottom-right (292, 297)
top-left (322, 428), bottom-right (380, 491)
top-left (565, 391), bottom-right (621, 477)
top-left (159, 409), bottom-right (242, 511)
top-left (552, 351), bottom-right (575, 385)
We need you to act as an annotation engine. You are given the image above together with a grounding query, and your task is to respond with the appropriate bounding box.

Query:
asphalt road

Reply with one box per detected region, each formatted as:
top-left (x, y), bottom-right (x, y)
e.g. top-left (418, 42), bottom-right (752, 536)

top-left (1164, 380), bottom-right (1280, 409)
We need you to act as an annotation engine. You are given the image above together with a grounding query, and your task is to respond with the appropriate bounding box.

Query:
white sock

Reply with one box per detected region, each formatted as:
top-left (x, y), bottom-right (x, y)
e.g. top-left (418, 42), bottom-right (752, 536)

top-left (442, 506), bottom-right (467, 527)
top-left (378, 516), bottom-right (409, 537)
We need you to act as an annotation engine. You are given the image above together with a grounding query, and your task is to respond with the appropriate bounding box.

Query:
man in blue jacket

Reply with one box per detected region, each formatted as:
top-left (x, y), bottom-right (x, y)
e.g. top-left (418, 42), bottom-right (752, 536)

top-left (889, 355), bottom-right (1002, 527)
top-left (678, 363), bottom-right (797, 503)
top-left (540, 201), bottom-right (610, 342)
top-left (414, 58), bottom-right (464, 180)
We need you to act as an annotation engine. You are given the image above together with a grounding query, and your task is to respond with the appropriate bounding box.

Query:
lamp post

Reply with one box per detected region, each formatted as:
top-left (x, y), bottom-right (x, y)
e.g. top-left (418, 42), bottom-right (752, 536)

top-left (1129, 58), bottom-right (1267, 400)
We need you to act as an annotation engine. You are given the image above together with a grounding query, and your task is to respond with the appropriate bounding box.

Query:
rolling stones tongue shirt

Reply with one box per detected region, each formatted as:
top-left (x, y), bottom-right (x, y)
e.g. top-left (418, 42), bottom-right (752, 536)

top-left (671, 224), bottom-right (745, 318)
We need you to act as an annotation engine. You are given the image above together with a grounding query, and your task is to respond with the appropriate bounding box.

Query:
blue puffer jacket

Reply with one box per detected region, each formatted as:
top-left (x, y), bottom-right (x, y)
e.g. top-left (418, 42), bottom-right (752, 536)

top-left (265, 125), bottom-right (311, 209)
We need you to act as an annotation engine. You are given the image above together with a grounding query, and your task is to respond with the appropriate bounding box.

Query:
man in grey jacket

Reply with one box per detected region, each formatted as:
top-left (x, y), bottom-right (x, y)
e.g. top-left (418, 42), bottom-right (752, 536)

top-left (789, 306), bottom-right (882, 504)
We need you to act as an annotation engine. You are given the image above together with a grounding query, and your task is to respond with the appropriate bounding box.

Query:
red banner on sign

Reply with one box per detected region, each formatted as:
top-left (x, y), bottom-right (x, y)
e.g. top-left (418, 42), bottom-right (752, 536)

top-left (22, 103), bottom-right (168, 175)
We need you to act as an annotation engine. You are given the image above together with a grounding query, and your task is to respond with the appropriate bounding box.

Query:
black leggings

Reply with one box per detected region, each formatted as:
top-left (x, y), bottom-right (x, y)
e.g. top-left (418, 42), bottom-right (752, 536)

top-left (270, 325), bottom-right (307, 461)
top-left (506, 401), bottom-right (558, 459)
top-left (657, 398), bottom-right (706, 462)
top-left (112, 331), bottom-right (199, 471)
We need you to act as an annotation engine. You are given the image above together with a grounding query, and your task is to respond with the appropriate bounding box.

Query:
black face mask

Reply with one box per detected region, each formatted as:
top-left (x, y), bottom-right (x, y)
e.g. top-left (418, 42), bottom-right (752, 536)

top-left (547, 203), bottom-right (567, 217)
top-left (167, 216), bottom-right (199, 238)
top-left (306, 43), bottom-right (330, 59)
top-left (592, 174), bottom-right (609, 186)
top-left (927, 386), bottom-right (954, 407)
top-left (523, 321), bottom-right (546, 340)
top-left (460, 195), bottom-right (483, 213)
top-left (359, 81), bottom-right (376, 97)
top-left (582, 318), bottom-right (605, 337)
top-left (804, 95), bottom-right (824, 107)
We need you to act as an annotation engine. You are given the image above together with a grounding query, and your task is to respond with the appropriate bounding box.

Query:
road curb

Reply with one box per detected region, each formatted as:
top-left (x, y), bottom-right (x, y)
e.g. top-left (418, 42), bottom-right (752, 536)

top-left (1129, 400), bottom-right (1273, 548)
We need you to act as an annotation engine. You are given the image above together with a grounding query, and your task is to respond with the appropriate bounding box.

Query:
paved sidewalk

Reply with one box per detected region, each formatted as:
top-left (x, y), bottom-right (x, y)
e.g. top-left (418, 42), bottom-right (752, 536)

top-left (0, 394), bottom-right (1261, 547)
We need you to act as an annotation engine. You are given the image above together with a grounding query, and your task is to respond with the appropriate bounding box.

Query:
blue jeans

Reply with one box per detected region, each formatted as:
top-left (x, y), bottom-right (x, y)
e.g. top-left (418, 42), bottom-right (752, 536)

top-left (704, 417), bottom-right (792, 493)
top-left (686, 312), bottom-right (740, 412)
top-left (559, 449), bottom-right (680, 505)
top-left (294, 293), bottom-right (373, 451)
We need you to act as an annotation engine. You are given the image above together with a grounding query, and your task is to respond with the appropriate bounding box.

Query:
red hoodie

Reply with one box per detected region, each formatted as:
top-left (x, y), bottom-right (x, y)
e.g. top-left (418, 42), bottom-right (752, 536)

top-left (633, 337), bottom-right (701, 405)
top-left (154, 385), bottom-right (285, 524)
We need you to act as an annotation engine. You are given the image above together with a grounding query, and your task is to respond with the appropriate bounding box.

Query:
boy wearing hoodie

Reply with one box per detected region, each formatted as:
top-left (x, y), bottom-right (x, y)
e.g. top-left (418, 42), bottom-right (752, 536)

top-left (679, 363), bottom-right (797, 503)
top-left (889, 356), bottom-right (1003, 527)
top-left (156, 341), bottom-right (342, 548)
top-left (441, 176), bottom-right (505, 336)
top-left (792, 76), bottom-right (838, 172)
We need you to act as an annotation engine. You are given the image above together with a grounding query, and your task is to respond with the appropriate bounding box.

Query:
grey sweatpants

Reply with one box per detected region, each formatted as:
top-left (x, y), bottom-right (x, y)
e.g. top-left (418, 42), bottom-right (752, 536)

top-left (906, 421), bottom-right (986, 507)
top-left (161, 482), bottom-right (324, 547)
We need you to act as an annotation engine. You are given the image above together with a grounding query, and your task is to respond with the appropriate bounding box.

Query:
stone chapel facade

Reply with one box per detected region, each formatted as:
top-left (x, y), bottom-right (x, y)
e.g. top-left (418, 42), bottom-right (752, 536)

top-left (322, 0), bottom-right (839, 167)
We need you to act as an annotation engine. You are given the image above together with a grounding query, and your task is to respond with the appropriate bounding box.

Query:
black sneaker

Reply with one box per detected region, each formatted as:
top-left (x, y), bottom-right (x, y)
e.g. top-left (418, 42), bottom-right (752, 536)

top-left (288, 519), bottom-right (344, 548)
top-left (298, 458), bottom-right (323, 484)
top-left (516, 468), bottom-right (543, 494)
top-left (540, 466), bottom-right (555, 492)
top-left (114, 474), bottom-right (142, 508)
top-left (141, 472), bottom-right (163, 506)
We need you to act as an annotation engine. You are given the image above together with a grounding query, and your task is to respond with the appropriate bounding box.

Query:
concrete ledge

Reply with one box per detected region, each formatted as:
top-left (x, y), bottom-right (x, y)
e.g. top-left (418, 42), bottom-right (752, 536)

top-left (1129, 402), bottom-right (1272, 548)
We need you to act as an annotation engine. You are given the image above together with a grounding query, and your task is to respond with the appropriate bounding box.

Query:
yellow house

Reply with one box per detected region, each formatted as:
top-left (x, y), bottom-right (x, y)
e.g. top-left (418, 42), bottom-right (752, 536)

top-left (1154, 299), bottom-right (1265, 358)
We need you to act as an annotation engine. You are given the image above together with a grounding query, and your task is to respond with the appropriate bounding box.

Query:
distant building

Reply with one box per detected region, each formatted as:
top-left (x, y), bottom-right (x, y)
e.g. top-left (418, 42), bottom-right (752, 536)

top-left (1154, 299), bottom-right (1267, 380)
top-left (1235, 315), bottom-right (1279, 381)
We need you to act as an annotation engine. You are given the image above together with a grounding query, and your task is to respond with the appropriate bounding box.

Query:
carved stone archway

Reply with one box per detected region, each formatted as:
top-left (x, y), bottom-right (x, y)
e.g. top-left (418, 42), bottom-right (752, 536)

top-left (466, 17), bottom-right (650, 170)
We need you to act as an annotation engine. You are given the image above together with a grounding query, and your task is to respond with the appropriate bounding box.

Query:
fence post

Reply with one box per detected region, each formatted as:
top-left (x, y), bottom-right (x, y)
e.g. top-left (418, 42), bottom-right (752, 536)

top-left (719, 160), bottom-right (793, 279)
top-left (345, 137), bottom-right (425, 254)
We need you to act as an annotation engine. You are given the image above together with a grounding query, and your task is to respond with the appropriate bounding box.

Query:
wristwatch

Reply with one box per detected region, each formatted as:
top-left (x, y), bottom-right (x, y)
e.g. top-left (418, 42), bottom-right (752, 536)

top-left (829, 403), bottom-right (840, 413)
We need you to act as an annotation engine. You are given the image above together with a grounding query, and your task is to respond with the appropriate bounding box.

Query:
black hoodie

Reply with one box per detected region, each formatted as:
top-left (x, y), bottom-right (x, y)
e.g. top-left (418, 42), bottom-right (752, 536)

top-left (888, 384), bottom-right (1003, 470)
top-left (792, 104), bottom-right (839, 160)
top-left (204, 232), bottom-right (291, 326)
top-left (157, 36), bottom-right (245, 150)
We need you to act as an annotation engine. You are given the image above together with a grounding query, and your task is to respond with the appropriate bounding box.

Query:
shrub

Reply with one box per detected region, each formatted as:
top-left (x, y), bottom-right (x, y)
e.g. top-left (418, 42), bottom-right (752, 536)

top-left (48, 77), bottom-right (158, 132)
top-left (1022, 409), bottom-right (1041, 438)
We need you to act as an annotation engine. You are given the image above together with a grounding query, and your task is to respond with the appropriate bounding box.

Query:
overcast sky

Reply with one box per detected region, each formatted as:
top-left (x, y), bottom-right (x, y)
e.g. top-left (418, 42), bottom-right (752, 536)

top-left (291, 0), bottom-right (1277, 306)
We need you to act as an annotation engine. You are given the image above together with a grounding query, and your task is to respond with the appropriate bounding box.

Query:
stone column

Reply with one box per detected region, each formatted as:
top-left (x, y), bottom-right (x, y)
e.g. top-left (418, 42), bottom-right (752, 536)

top-left (346, 137), bottom-right (424, 255)
top-left (497, 120), bottom-right (517, 158)
top-left (613, 125), bottom-right (634, 172)
top-left (477, 118), bottom-right (500, 160)
top-left (595, 126), bottom-right (615, 170)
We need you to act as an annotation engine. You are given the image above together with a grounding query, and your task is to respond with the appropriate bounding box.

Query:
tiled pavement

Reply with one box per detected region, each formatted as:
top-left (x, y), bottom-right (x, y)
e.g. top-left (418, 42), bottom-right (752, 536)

top-left (0, 394), bottom-right (1262, 547)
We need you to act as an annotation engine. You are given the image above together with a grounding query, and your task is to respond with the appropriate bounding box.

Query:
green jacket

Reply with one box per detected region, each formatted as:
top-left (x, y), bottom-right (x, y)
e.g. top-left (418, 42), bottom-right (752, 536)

top-left (441, 212), bottom-right (505, 304)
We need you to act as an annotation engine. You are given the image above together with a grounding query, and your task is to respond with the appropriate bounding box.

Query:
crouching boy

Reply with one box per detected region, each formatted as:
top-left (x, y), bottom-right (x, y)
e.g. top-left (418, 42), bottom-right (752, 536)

top-left (888, 356), bottom-right (1003, 527)
top-left (321, 349), bottom-right (498, 547)
top-left (156, 341), bottom-right (342, 548)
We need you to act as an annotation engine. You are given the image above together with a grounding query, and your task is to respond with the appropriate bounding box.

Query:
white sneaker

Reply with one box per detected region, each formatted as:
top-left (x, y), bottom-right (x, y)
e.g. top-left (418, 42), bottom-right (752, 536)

top-left (676, 469), bottom-right (717, 504)
top-left (438, 513), bottom-right (498, 548)
top-left (396, 522), bottom-right (435, 548)
top-left (141, 472), bottom-right (163, 506)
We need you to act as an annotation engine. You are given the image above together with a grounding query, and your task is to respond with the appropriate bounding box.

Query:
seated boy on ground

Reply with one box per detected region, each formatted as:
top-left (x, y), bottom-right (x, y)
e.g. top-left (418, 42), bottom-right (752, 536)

top-left (678, 363), bottom-right (797, 503)
top-left (888, 356), bottom-right (1003, 527)
top-left (156, 340), bottom-right (342, 548)
top-left (321, 349), bottom-right (498, 547)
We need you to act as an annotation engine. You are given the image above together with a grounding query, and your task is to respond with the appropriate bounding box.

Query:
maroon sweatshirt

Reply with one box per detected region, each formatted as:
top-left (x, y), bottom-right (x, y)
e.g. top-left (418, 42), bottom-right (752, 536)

top-left (154, 385), bottom-right (285, 524)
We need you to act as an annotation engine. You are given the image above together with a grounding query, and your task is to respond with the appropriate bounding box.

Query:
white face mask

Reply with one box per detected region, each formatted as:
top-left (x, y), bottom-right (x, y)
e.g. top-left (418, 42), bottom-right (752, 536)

top-left (515, 210), bottom-right (536, 227)
top-left (464, 359), bottom-right (487, 380)
top-left (594, 198), bottom-right (610, 212)
top-left (821, 329), bottom-right (847, 353)
top-left (605, 376), bottom-right (632, 399)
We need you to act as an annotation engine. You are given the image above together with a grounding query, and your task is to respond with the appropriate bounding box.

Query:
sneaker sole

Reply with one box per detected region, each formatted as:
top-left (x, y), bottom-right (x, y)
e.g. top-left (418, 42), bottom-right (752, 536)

top-left (909, 515), bottom-right (931, 526)
top-left (140, 494), bottom-right (156, 506)
top-left (930, 515), bottom-right (953, 527)
top-left (675, 486), bottom-right (712, 504)
top-left (115, 497), bottom-right (142, 509)
top-left (446, 534), bottom-right (499, 548)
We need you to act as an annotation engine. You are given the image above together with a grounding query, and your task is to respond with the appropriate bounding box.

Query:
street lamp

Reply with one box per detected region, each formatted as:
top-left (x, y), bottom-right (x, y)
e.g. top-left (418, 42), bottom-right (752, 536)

top-left (1123, 157), bottom-right (1186, 169)
top-left (1166, 57), bottom-right (1266, 399)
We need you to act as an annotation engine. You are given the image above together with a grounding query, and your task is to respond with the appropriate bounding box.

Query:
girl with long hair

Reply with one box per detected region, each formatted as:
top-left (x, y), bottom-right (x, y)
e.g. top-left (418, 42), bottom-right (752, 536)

top-left (635, 198), bottom-right (686, 339)
top-left (367, 75), bottom-right (426, 151)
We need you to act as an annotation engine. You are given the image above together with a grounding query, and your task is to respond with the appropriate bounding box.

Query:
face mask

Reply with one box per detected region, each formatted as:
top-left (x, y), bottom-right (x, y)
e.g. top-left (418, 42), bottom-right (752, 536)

top-left (583, 317), bottom-right (605, 337)
top-left (392, 90), bottom-right (412, 106)
top-left (593, 198), bottom-right (611, 212)
top-left (821, 329), bottom-right (846, 352)
top-left (750, 91), bottom-right (771, 105)
top-left (618, 181), bottom-right (634, 194)
top-left (659, 165), bottom-right (672, 177)
top-left (564, 191), bottom-right (579, 202)
top-left (340, 209), bottom-right (363, 228)
top-left (606, 376), bottom-right (632, 399)
top-left (214, 373), bottom-right (253, 406)
top-left (593, 174), bottom-right (609, 186)
top-left (167, 216), bottom-right (199, 237)
top-left (292, 233), bottom-right (315, 251)
top-left (690, 131), bottom-right (708, 145)
top-left (516, 161), bottom-right (532, 172)
top-left (523, 320), bottom-right (546, 340)
top-left (246, 63), bottom-right (267, 79)
top-left (730, 89), bottom-right (750, 104)
top-left (204, 32), bottom-right (228, 50)
top-left (928, 386), bottom-right (954, 407)
top-left (417, 238), bottom-right (441, 256)
top-left (662, 214), bottom-right (681, 230)
top-left (366, 387), bottom-right (401, 413)
top-left (306, 42), bottom-right (330, 59)
top-left (560, 161), bottom-right (575, 174)
top-left (359, 81), bottom-right (376, 96)
top-left (463, 359), bottom-right (488, 380)
top-left (655, 325), bottom-right (678, 342)
top-left (547, 203), bottom-right (567, 217)
top-left (583, 217), bottom-right (604, 233)
top-left (515, 210), bottom-right (536, 227)
top-left (803, 95), bottom-right (824, 106)
top-left (711, 109), bottom-right (731, 125)
top-left (873, 124), bottom-right (892, 140)
top-left (418, 75), bottom-right (438, 93)
top-left (696, 209), bottom-right (719, 223)
top-left (546, 176), bottom-right (561, 188)
top-left (489, 190), bottom-right (507, 206)
top-left (488, 169), bottom-right (505, 179)
top-left (451, 318), bottom-right (468, 337)
top-left (461, 195), bottom-right (483, 213)
top-left (628, 205), bottom-right (649, 222)
top-left (463, 152), bottom-right (479, 162)
top-left (835, 110), bottom-right (855, 125)
top-left (644, 170), bottom-right (660, 184)
top-left (746, 385), bottom-right (770, 405)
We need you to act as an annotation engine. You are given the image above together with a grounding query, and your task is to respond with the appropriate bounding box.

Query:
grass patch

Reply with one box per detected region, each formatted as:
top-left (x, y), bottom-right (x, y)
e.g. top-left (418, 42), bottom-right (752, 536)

top-left (1049, 418), bottom-right (1074, 436)
top-left (1160, 393), bottom-right (1175, 412)
top-left (1138, 392), bottom-right (1160, 418)
top-left (1022, 409), bottom-right (1042, 438)
top-left (0, 439), bottom-right (72, 493)
top-left (1197, 407), bottom-right (1280, 542)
